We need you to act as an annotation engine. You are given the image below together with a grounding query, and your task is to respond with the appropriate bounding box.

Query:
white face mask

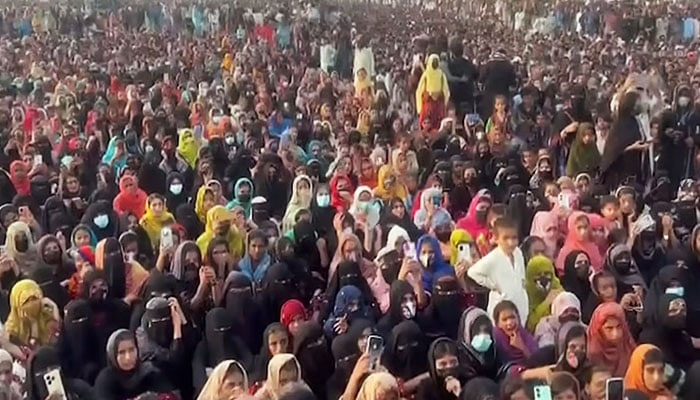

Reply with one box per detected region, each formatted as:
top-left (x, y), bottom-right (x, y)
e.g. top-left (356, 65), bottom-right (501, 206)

top-left (145, 145), bottom-right (154, 153)
top-left (169, 183), bottom-right (183, 195)
top-left (419, 254), bottom-right (433, 268)
top-left (678, 96), bottom-right (691, 107)
top-left (225, 136), bottom-right (235, 145)
top-left (401, 300), bottom-right (416, 319)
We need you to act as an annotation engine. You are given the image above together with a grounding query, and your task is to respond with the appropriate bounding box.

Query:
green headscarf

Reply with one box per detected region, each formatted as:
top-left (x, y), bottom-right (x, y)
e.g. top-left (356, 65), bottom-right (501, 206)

top-left (566, 122), bottom-right (601, 177)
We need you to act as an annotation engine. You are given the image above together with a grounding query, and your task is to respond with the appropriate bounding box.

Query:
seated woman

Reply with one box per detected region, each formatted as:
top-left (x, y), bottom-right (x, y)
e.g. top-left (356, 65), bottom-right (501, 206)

top-left (198, 360), bottom-right (249, 400)
top-left (4, 279), bottom-right (59, 350)
top-left (139, 193), bottom-right (176, 249)
top-left (324, 285), bottom-right (372, 338)
top-left (238, 229), bottom-right (274, 286)
top-left (458, 307), bottom-right (508, 382)
top-left (623, 344), bottom-right (672, 400)
top-left (95, 237), bottom-right (148, 305)
top-left (252, 323), bottom-right (291, 384)
top-left (416, 337), bottom-right (465, 400)
top-left (26, 346), bottom-right (94, 400)
top-left (492, 300), bottom-right (538, 367)
top-left (255, 353), bottom-right (308, 400)
top-left (95, 329), bottom-right (176, 400)
top-left (587, 302), bottom-right (636, 377)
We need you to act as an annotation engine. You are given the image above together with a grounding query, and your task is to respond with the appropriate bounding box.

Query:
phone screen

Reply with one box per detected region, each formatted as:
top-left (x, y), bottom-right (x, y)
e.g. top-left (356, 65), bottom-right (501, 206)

top-left (606, 378), bottom-right (623, 400)
top-left (457, 243), bottom-right (472, 264)
top-left (402, 242), bottom-right (416, 260)
top-left (366, 335), bottom-right (384, 372)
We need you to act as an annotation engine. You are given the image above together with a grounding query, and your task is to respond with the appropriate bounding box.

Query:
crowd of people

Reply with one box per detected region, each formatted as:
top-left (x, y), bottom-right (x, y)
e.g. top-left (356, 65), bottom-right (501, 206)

top-left (3, 0), bottom-right (700, 399)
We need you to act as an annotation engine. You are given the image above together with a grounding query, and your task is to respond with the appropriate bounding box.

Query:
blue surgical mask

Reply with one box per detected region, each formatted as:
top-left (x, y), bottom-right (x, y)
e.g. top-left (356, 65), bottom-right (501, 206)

top-left (316, 194), bottom-right (331, 208)
top-left (470, 333), bottom-right (492, 353)
top-left (170, 183), bottom-right (183, 195)
top-left (93, 214), bottom-right (109, 229)
top-left (666, 286), bottom-right (685, 297)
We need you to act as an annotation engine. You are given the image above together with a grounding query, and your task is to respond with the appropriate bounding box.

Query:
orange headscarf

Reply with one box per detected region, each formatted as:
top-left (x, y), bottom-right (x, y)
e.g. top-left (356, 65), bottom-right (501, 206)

top-left (112, 175), bottom-right (147, 218)
top-left (587, 302), bottom-right (636, 377)
top-left (623, 344), bottom-right (672, 399)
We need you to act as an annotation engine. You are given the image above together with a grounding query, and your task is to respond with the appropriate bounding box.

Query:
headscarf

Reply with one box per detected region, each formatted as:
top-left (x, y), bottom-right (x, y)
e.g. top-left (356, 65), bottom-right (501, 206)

top-left (623, 344), bottom-right (672, 400)
top-left (204, 308), bottom-right (253, 368)
top-left (113, 175), bottom-right (147, 218)
top-left (164, 172), bottom-right (188, 215)
top-left (139, 196), bottom-right (175, 248)
top-left (355, 372), bottom-right (398, 400)
top-left (9, 160), bottom-right (30, 196)
top-left (525, 255), bottom-right (563, 331)
top-left (492, 303), bottom-right (538, 365)
top-left (254, 323), bottom-right (290, 383)
top-left (383, 320), bottom-right (427, 380)
top-left (349, 186), bottom-right (381, 230)
top-left (415, 54), bottom-right (450, 114)
top-left (282, 175), bottom-right (313, 233)
top-left (587, 302), bottom-right (636, 376)
top-left (556, 212), bottom-right (604, 274)
top-left (458, 307), bottom-right (502, 381)
top-left (197, 360), bottom-right (249, 400)
top-left (70, 224), bottom-right (98, 249)
top-left (260, 354), bottom-right (304, 400)
top-left (196, 205), bottom-right (244, 259)
top-left (5, 279), bottom-right (55, 347)
top-left (281, 299), bottom-right (308, 330)
top-left (373, 165), bottom-right (408, 203)
top-left (449, 229), bottom-right (474, 266)
top-left (81, 200), bottom-right (119, 241)
top-left (227, 178), bottom-right (255, 219)
top-left (561, 250), bottom-right (593, 305)
top-left (354, 68), bottom-right (373, 96)
top-left (416, 234), bottom-right (455, 290)
top-left (329, 174), bottom-right (355, 212)
top-left (642, 265), bottom-right (689, 327)
top-left (529, 211), bottom-right (560, 260)
top-left (456, 192), bottom-right (491, 250)
top-left (177, 128), bottom-right (199, 169)
top-left (567, 122), bottom-right (601, 177)
top-left (293, 321), bottom-right (334, 399)
top-left (238, 232), bottom-right (273, 285)
top-left (4, 221), bottom-right (37, 274)
top-left (195, 186), bottom-right (215, 224)
top-left (605, 243), bottom-right (647, 293)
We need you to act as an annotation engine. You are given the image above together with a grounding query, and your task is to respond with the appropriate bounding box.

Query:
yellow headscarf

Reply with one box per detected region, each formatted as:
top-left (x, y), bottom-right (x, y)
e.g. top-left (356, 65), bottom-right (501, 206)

top-left (195, 186), bottom-right (215, 224)
top-left (354, 68), bottom-right (373, 97)
top-left (221, 53), bottom-right (234, 74)
top-left (196, 205), bottom-right (244, 259)
top-left (415, 54), bottom-right (450, 114)
top-left (139, 195), bottom-right (175, 248)
top-left (373, 165), bottom-right (408, 202)
top-left (4, 280), bottom-right (55, 348)
top-left (449, 229), bottom-right (474, 266)
top-left (177, 128), bottom-right (199, 169)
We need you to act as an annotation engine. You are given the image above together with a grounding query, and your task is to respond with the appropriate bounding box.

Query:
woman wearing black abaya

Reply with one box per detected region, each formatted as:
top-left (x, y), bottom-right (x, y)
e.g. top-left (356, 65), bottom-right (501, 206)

top-left (417, 337), bottom-right (467, 400)
top-left (311, 183), bottom-right (337, 254)
top-left (642, 265), bottom-right (689, 328)
top-left (138, 152), bottom-right (167, 195)
top-left (29, 265), bottom-right (70, 312)
top-left (135, 296), bottom-right (192, 399)
top-left (457, 307), bottom-right (507, 382)
top-left (601, 91), bottom-right (648, 189)
top-left (40, 195), bottom-right (77, 239)
top-left (192, 307), bottom-right (253, 395)
top-left (561, 250), bottom-right (593, 306)
top-left (27, 346), bottom-right (94, 400)
top-left (95, 329), bottom-right (176, 400)
top-left (632, 223), bottom-right (667, 286)
top-left (379, 197), bottom-right (422, 242)
top-left (36, 234), bottom-right (75, 283)
top-left (260, 262), bottom-right (302, 323)
top-left (605, 243), bottom-right (647, 297)
top-left (684, 225), bottom-right (700, 336)
top-left (424, 276), bottom-right (464, 340)
top-left (253, 323), bottom-right (291, 384)
top-left (326, 330), bottom-right (359, 400)
top-left (165, 171), bottom-right (188, 213)
top-left (81, 199), bottom-right (119, 241)
top-left (276, 237), bottom-right (315, 304)
top-left (223, 271), bottom-right (266, 354)
top-left (325, 260), bottom-right (379, 322)
top-left (383, 320), bottom-right (428, 381)
top-left (80, 271), bottom-right (130, 366)
top-left (376, 280), bottom-right (422, 338)
top-left (639, 293), bottom-right (700, 373)
top-left (254, 154), bottom-right (291, 220)
top-left (58, 299), bottom-right (101, 384)
top-left (175, 203), bottom-right (203, 240)
top-left (293, 321), bottom-right (335, 400)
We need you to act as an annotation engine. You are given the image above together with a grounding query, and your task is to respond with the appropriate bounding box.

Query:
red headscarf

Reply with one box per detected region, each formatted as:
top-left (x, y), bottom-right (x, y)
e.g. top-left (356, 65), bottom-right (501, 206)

top-left (456, 191), bottom-right (492, 253)
top-left (112, 175), bottom-right (147, 218)
top-left (555, 211), bottom-right (604, 274)
top-left (587, 302), bottom-right (636, 377)
top-left (330, 174), bottom-right (355, 213)
top-left (9, 160), bottom-right (30, 196)
top-left (280, 299), bottom-right (307, 329)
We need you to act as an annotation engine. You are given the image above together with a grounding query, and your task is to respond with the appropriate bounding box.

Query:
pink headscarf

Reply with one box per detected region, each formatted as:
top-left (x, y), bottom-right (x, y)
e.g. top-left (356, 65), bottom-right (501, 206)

top-left (530, 211), bottom-right (560, 260)
top-left (456, 191), bottom-right (491, 241)
top-left (555, 211), bottom-right (604, 274)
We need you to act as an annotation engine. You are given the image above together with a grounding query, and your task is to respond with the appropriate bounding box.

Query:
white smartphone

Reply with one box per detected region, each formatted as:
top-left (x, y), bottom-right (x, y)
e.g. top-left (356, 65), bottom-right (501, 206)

top-left (558, 192), bottom-right (570, 209)
top-left (365, 334), bottom-right (384, 372)
top-left (33, 154), bottom-right (42, 167)
top-left (160, 226), bottom-right (174, 249)
top-left (457, 243), bottom-right (472, 264)
top-left (533, 385), bottom-right (552, 400)
top-left (402, 242), bottom-right (416, 260)
top-left (43, 368), bottom-right (67, 397)
top-left (606, 377), bottom-right (623, 400)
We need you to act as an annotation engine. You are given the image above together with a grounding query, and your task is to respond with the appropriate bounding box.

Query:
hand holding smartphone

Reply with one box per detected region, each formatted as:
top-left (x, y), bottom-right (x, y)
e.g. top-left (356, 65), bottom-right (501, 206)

top-left (365, 335), bottom-right (384, 372)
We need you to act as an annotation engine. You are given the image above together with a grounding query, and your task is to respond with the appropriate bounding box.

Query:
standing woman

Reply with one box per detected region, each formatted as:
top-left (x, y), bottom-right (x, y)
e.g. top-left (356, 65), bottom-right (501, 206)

top-left (95, 329), bottom-right (176, 400)
top-left (415, 54), bottom-right (450, 131)
top-left (587, 302), bottom-right (636, 377)
top-left (601, 91), bottom-right (649, 189)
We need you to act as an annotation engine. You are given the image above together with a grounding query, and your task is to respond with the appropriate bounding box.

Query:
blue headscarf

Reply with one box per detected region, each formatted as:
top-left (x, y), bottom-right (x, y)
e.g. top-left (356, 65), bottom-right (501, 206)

top-left (416, 234), bottom-right (455, 290)
top-left (332, 285), bottom-right (369, 319)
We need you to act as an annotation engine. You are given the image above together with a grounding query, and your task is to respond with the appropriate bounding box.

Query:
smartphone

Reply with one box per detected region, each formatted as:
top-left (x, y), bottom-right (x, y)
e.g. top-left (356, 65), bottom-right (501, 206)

top-left (163, 72), bottom-right (170, 84)
top-left (533, 385), bottom-right (552, 400)
top-left (558, 193), bottom-right (570, 210)
top-left (33, 154), bottom-right (42, 167)
top-left (457, 243), bottom-right (472, 264)
top-left (365, 334), bottom-right (384, 372)
top-left (606, 377), bottom-right (623, 400)
top-left (402, 242), bottom-right (417, 260)
top-left (43, 368), bottom-right (67, 397)
top-left (160, 227), bottom-right (174, 249)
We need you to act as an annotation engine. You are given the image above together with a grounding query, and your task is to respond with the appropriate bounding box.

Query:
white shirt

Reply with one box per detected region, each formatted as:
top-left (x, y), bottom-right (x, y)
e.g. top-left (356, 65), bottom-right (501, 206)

top-left (468, 246), bottom-right (529, 323)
